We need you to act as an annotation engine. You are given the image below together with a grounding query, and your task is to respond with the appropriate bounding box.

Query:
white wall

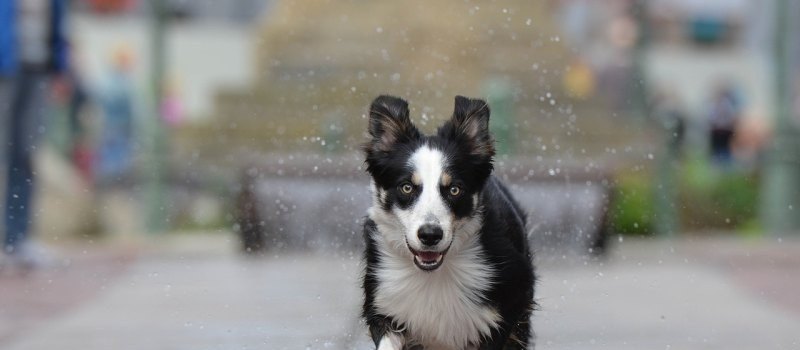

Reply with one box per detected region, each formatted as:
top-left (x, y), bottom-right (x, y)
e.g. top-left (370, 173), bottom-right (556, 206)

top-left (645, 47), bottom-right (773, 120)
top-left (71, 15), bottom-right (256, 120)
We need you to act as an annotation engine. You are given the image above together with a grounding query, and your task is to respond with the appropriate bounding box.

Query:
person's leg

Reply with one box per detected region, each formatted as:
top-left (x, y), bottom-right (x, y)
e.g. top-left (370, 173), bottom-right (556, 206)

top-left (0, 78), bottom-right (13, 249)
top-left (0, 79), bottom-right (12, 162)
top-left (4, 71), bottom-right (48, 253)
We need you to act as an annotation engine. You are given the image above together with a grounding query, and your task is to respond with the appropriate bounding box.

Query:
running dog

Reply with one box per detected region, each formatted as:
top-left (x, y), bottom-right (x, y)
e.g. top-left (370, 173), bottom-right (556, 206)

top-left (361, 95), bottom-right (535, 349)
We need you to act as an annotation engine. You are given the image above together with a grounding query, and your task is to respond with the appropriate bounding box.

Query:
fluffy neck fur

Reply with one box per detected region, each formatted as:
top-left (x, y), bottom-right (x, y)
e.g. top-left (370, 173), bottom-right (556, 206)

top-left (367, 190), bottom-right (499, 349)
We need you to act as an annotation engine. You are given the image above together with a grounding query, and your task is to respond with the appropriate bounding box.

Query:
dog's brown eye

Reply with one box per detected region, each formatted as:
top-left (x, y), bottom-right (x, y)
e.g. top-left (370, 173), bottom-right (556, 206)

top-left (449, 186), bottom-right (461, 196)
top-left (400, 183), bottom-right (414, 194)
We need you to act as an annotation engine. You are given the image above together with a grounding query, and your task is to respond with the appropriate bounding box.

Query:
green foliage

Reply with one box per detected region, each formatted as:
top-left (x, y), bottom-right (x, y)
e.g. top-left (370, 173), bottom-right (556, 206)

top-left (678, 157), bottom-right (759, 231)
top-left (608, 155), bottom-right (760, 235)
top-left (610, 174), bottom-right (656, 235)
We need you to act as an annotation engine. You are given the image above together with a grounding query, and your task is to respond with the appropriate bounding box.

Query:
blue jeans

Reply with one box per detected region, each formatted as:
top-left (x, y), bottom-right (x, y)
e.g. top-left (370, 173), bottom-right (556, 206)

top-left (2, 71), bottom-right (47, 252)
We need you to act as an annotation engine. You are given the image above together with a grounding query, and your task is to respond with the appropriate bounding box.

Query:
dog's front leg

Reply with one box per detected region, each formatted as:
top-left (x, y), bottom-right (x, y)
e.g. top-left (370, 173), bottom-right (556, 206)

top-left (366, 314), bottom-right (406, 350)
top-left (377, 332), bottom-right (405, 350)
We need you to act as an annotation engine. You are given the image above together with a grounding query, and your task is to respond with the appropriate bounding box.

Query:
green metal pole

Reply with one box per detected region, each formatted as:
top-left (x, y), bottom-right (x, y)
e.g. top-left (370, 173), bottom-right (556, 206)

top-left (146, 0), bottom-right (168, 232)
top-left (631, 0), bottom-right (677, 236)
top-left (631, 0), bottom-right (650, 122)
top-left (761, 0), bottom-right (800, 234)
top-left (486, 79), bottom-right (513, 155)
top-left (654, 118), bottom-right (679, 237)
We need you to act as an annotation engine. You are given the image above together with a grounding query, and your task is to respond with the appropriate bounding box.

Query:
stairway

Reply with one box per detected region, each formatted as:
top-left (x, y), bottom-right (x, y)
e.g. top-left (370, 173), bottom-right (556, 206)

top-left (175, 0), bottom-right (653, 165)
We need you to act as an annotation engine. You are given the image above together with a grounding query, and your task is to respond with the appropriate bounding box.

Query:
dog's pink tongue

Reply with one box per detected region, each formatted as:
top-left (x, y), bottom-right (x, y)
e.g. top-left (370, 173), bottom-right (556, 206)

top-left (417, 251), bottom-right (440, 261)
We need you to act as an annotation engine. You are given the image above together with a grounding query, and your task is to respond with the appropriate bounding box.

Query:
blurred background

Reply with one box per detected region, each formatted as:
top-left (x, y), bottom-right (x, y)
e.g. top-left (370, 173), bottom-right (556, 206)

top-left (1, 0), bottom-right (799, 349)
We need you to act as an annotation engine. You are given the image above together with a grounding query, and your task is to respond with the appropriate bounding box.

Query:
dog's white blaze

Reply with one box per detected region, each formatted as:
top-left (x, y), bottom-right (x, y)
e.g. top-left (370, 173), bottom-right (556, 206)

top-left (396, 146), bottom-right (452, 251)
top-left (370, 226), bottom-right (499, 349)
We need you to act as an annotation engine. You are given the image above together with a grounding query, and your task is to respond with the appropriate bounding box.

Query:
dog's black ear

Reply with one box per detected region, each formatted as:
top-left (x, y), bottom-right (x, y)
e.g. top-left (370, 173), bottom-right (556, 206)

top-left (366, 95), bottom-right (418, 152)
top-left (450, 95), bottom-right (495, 158)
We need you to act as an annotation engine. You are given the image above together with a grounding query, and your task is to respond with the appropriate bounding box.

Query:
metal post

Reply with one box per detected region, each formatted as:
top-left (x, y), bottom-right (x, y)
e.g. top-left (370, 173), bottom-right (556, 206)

top-left (631, 0), bottom-right (650, 122)
top-left (485, 79), bottom-right (513, 155)
top-left (654, 116), bottom-right (680, 237)
top-left (146, 0), bottom-right (168, 232)
top-left (761, 0), bottom-right (800, 234)
top-left (631, 0), bottom-right (677, 236)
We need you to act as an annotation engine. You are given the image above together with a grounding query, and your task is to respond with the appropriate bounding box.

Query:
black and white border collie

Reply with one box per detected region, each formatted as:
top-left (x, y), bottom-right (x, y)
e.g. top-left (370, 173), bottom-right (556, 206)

top-left (361, 95), bottom-right (536, 349)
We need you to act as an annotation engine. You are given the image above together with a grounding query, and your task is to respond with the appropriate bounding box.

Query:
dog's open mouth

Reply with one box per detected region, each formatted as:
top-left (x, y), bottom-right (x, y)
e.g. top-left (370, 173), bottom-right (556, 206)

top-left (408, 247), bottom-right (447, 271)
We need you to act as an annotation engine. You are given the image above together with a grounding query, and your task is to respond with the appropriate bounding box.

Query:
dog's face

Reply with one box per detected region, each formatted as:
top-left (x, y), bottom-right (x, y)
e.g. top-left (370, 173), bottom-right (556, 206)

top-left (364, 95), bottom-right (495, 271)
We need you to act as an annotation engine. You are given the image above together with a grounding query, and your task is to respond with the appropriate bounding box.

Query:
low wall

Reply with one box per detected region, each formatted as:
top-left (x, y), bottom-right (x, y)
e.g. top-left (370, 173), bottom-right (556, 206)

top-left (234, 153), bottom-right (612, 257)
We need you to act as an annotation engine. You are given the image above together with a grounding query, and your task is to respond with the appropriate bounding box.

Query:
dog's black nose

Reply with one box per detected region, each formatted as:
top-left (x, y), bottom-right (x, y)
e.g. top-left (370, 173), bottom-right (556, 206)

top-left (417, 224), bottom-right (443, 246)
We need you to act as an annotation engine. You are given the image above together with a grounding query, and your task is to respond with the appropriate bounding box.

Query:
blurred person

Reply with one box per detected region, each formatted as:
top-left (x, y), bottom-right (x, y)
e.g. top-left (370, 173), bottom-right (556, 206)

top-left (732, 112), bottom-right (770, 170)
top-left (0, 0), bottom-right (69, 269)
top-left (708, 85), bottom-right (742, 165)
top-left (562, 57), bottom-right (596, 100)
top-left (48, 40), bottom-right (93, 182)
top-left (65, 42), bottom-right (93, 183)
top-left (160, 77), bottom-right (184, 127)
top-left (96, 45), bottom-right (135, 185)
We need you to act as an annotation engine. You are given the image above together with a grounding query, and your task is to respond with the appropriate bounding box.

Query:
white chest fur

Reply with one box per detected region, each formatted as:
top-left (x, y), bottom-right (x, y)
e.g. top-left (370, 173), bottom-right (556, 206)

top-left (371, 231), bottom-right (499, 349)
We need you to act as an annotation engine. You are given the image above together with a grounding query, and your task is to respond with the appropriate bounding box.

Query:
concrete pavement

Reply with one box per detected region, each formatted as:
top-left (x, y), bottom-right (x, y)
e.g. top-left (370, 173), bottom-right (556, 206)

top-left (0, 244), bottom-right (137, 345)
top-left (534, 239), bottom-right (800, 349)
top-left (2, 234), bottom-right (799, 349)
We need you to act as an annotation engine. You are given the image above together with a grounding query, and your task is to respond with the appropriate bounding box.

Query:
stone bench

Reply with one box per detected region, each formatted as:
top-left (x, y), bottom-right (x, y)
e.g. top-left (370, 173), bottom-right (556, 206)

top-left (234, 153), bottom-right (612, 257)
